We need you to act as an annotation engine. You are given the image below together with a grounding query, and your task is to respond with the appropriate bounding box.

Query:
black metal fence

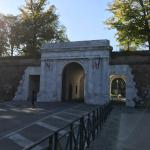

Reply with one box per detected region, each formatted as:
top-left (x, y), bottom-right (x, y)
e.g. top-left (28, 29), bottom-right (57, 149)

top-left (23, 103), bottom-right (112, 150)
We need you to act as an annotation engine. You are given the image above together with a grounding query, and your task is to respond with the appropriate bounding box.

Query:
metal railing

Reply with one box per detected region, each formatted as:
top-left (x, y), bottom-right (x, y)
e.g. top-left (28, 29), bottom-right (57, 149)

top-left (23, 103), bottom-right (112, 150)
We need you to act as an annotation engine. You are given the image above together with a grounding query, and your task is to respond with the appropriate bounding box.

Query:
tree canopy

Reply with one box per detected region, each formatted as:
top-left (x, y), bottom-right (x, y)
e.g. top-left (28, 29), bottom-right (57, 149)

top-left (106, 0), bottom-right (150, 51)
top-left (0, 0), bottom-right (68, 57)
top-left (0, 14), bottom-right (20, 56)
top-left (18, 0), bottom-right (68, 56)
top-left (0, 14), bottom-right (8, 56)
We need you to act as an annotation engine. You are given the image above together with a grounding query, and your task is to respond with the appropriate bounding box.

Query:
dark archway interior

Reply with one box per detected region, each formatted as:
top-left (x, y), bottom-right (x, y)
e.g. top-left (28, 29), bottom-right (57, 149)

top-left (111, 78), bottom-right (126, 100)
top-left (62, 62), bottom-right (85, 102)
top-left (28, 75), bottom-right (40, 101)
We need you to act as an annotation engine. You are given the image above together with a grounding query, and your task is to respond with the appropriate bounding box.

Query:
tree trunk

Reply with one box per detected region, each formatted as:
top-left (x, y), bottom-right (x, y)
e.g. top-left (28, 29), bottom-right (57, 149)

top-left (148, 39), bottom-right (150, 51)
top-left (10, 45), bottom-right (14, 56)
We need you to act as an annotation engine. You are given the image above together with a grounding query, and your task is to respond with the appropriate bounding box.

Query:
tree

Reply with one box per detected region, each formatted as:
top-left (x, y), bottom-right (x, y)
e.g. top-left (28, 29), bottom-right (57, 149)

top-left (0, 14), bottom-right (21, 56)
top-left (0, 14), bottom-right (8, 56)
top-left (4, 15), bottom-right (20, 56)
top-left (106, 0), bottom-right (150, 51)
top-left (18, 0), bottom-right (68, 56)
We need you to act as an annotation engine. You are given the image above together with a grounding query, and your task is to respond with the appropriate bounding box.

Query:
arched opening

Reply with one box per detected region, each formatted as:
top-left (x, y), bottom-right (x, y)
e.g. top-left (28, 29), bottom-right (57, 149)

top-left (110, 77), bottom-right (126, 101)
top-left (62, 62), bottom-right (85, 102)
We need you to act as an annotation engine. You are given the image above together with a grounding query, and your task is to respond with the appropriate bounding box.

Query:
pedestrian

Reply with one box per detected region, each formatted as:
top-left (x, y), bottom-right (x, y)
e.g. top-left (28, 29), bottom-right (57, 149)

top-left (32, 90), bottom-right (36, 108)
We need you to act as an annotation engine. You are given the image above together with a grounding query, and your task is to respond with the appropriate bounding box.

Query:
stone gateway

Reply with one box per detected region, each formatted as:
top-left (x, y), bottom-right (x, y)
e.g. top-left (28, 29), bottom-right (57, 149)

top-left (38, 40), bottom-right (110, 105)
top-left (13, 40), bottom-right (138, 106)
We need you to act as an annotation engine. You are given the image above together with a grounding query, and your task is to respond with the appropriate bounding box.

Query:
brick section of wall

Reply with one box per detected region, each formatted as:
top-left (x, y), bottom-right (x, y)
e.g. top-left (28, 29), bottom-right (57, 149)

top-left (0, 57), bottom-right (40, 101)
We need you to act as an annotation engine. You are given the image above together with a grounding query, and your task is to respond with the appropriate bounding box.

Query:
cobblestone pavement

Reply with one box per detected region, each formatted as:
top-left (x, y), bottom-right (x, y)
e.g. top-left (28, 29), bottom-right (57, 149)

top-left (88, 106), bottom-right (150, 150)
top-left (0, 101), bottom-right (99, 150)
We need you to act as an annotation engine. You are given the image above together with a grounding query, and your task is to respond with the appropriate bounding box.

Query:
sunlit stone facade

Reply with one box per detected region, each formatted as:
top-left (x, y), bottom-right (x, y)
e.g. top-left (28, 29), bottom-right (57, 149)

top-left (14, 40), bottom-right (137, 106)
top-left (37, 40), bottom-right (111, 105)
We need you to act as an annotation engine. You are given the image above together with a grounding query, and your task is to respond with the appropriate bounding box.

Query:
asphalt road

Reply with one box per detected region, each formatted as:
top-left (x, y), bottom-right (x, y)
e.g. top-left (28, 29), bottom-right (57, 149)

top-left (0, 101), bottom-right (98, 150)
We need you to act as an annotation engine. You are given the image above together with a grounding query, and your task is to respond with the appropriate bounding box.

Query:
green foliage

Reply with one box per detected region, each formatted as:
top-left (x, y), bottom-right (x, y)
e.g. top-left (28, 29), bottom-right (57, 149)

top-left (0, 0), bottom-right (68, 57)
top-left (17, 0), bottom-right (68, 56)
top-left (4, 15), bottom-right (20, 56)
top-left (0, 14), bottom-right (20, 56)
top-left (0, 14), bottom-right (8, 56)
top-left (106, 0), bottom-right (150, 51)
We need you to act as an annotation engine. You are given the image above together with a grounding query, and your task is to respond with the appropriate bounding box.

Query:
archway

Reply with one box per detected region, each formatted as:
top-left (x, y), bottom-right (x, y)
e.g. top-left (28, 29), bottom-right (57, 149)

top-left (62, 62), bottom-right (85, 102)
top-left (110, 77), bottom-right (126, 101)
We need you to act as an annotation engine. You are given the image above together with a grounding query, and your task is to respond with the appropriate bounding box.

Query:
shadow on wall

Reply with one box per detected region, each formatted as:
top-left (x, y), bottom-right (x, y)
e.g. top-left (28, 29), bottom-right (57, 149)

top-left (0, 66), bottom-right (27, 101)
top-left (0, 57), bottom-right (40, 101)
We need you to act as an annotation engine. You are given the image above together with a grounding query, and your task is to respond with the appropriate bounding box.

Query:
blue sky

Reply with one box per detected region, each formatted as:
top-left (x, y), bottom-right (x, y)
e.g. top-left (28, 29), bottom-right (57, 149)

top-left (0, 0), bottom-right (118, 50)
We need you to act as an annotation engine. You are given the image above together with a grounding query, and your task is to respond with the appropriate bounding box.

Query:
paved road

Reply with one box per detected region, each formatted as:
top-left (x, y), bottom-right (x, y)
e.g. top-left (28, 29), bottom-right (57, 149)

top-left (88, 106), bottom-right (150, 150)
top-left (0, 101), bottom-right (99, 150)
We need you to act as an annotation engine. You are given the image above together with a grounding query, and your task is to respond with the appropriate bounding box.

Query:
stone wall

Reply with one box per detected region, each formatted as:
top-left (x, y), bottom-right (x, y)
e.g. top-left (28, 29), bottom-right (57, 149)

top-left (110, 51), bottom-right (150, 65)
top-left (110, 51), bottom-right (150, 101)
top-left (0, 57), bottom-right (40, 101)
top-left (130, 64), bottom-right (150, 98)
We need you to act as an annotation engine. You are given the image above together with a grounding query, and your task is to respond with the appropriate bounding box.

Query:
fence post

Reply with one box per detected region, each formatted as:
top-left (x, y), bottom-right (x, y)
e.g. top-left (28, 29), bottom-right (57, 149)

top-left (96, 108), bottom-right (99, 132)
top-left (102, 107), bottom-right (104, 123)
top-left (54, 132), bottom-right (58, 150)
top-left (47, 135), bottom-right (53, 150)
top-left (79, 117), bottom-right (84, 150)
top-left (69, 123), bottom-right (73, 150)
top-left (99, 108), bottom-right (102, 130)
top-left (87, 113), bottom-right (91, 147)
top-left (92, 110), bottom-right (96, 140)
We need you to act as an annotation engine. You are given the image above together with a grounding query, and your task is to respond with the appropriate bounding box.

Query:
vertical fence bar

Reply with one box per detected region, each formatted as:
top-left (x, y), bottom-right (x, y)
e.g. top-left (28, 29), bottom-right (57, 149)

top-left (92, 110), bottom-right (96, 140)
top-left (101, 107), bottom-right (104, 123)
top-left (69, 123), bottom-right (73, 150)
top-left (47, 135), bottom-right (53, 150)
top-left (79, 117), bottom-right (84, 150)
top-left (99, 108), bottom-right (102, 130)
top-left (96, 108), bottom-right (99, 133)
top-left (87, 113), bottom-right (90, 148)
top-left (54, 132), bottom-right (58, 150)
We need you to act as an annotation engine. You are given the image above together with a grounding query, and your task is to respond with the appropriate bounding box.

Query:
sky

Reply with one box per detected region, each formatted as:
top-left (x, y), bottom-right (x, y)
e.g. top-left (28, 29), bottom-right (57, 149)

top-left (0, 0), bottom-right (118, 50)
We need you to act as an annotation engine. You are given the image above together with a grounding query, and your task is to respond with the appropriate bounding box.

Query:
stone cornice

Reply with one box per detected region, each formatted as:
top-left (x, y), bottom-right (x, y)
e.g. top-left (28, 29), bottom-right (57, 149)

top-left (41, 55), bottom-right (109, 60)
top-left (41, 40), bottom-right (112, 52)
